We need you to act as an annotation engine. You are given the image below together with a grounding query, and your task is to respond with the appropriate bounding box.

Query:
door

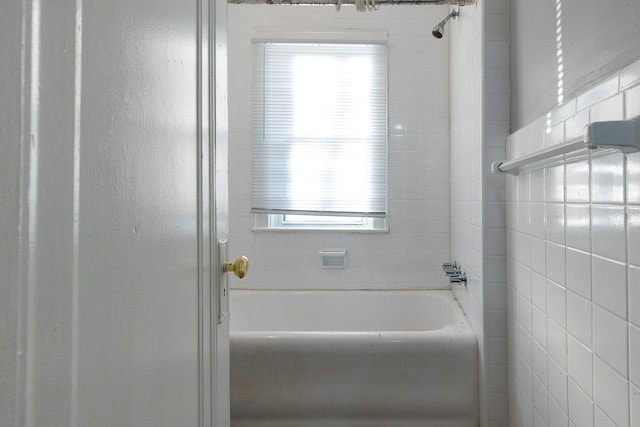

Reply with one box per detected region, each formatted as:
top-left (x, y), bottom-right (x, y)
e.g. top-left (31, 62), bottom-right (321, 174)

top-left (5, 0), bottom-right (230, 426)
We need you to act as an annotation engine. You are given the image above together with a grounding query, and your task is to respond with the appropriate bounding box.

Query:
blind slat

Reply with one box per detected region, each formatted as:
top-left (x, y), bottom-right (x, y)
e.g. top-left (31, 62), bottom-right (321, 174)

top-left (252, 41), bottom-right (388, 218)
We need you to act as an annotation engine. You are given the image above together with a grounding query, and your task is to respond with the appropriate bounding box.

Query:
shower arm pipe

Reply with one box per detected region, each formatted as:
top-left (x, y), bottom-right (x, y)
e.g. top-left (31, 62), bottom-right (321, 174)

top-left (228, 0), bottom-right (473, 5)
top-left (492, 117), bottom-right (640, 176)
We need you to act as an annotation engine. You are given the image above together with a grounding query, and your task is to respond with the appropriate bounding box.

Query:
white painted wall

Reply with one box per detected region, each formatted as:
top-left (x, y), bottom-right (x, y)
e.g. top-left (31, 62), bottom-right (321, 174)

top-left (450, 1), bottom-right (510, 426)
top-left (506, 57), bottom-right (640, 427)
top-left (227, 4), bottom-right (451, 290)
top-left (510, 0), bottom-right (640, 129)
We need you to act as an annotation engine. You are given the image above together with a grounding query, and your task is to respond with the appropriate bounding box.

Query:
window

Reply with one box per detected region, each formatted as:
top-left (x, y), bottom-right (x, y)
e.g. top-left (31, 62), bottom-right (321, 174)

top-left (251, 38), bottom-right (388, 231)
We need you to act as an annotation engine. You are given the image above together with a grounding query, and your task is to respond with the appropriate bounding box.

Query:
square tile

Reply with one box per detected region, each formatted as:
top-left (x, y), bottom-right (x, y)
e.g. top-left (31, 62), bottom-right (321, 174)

top-left (626, 84), bottom-right (640, 119)
top-left (548, 356), bottom-right (569, 413)
top-left (630, 323), bottom-right (640, 388)
top-left (566, 160), bottom-right (590, 203)
top-left (533, 374), bottom-right (550, 424)
top-left (565, 204), bottom-right (590, 254)
top-left (546, 242), bottom-right (566, 286)
top-left (566, 248), bottom-right (591, 300)
top-left (531, 237), bottom-right (546, 276)
top-left (567, 290), bottom-right (593, 348)
top-left (630, 266), bottom-right (640, 328)
top-left (577, 76), bottom-right (619, 111)
top-left (591, 153), bottom-right (625, 205)
top-left (593, 305), bottom-right (628, 378)
top-left (592, 255), bottom-right (627, 319)
top-left (568, 378), bottom-right (594, 427)
top-left (546, 203), bottom-right (566, 244)
top-left (533, 340), bottom-right (549, 386)
top-left (548, 318), bottom-right (568, 370)
top-left (547, 279), bottom-right (567, 327)
top-left (549, 395), bottom-right (569, 426)
top-left (590, 93), bottom-right (624, 123)
top-left (568, 334), bottom-right (593, 398)
top-left (627, 153), bottom-right (640, 205)
top-left (628, 207), bottom-right (640, 266)
top-left (631, 383), bottom-right (640, 427)
top-left (530, 203), bottom-right (546, 239)
top-left (545, 165), bottom-right (565, 203)
top-left (593, 356), bottom-right (630, 427)
top-left (591, 206), bottom-right (626, 263)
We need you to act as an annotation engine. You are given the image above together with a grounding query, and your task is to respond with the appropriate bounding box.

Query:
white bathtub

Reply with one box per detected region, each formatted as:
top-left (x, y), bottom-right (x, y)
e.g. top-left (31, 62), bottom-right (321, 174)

top-left (230, 290), bottom-right (478, 427)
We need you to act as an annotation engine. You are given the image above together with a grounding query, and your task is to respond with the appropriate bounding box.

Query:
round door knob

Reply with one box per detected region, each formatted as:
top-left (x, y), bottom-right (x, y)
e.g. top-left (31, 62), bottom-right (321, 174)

top-left (224, 256), bottom-right (249, 279)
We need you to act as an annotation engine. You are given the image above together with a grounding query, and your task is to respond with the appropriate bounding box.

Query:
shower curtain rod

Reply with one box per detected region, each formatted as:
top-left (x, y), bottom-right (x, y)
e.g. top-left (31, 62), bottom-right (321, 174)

top-left (228, 0), bottom-right (473, 5)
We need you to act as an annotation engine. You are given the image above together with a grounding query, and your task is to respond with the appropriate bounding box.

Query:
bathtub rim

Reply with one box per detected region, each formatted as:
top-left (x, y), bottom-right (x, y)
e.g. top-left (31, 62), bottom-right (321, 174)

top-left (230, 289), bottom-right (474, 334)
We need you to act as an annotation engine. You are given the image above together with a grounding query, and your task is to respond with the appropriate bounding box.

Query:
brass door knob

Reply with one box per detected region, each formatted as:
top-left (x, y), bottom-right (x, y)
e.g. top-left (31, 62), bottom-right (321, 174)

top-left (224, 256), bottom-right (249, 279)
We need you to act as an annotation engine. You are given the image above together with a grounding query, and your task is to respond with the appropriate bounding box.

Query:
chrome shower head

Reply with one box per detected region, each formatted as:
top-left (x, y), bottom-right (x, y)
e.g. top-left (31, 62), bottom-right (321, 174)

top-left (432, 9), bottom-right (459, 39)
top-left (432, 24), bottom-right (445, 39)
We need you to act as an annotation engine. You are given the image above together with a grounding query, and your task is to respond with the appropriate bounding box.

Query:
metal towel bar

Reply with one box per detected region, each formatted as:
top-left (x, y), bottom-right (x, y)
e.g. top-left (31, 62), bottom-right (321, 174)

top-left (492, 117), bottom-right (640, 175)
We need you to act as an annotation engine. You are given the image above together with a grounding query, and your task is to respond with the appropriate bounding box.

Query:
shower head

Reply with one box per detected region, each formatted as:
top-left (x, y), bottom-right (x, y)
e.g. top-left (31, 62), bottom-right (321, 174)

top-left (432, 9), bottom-right (459, 39)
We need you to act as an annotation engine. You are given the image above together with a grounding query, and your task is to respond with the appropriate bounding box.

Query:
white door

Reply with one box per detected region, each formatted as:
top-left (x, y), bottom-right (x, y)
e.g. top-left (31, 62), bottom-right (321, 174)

top-left (1, 0), bottom-right (231, 426)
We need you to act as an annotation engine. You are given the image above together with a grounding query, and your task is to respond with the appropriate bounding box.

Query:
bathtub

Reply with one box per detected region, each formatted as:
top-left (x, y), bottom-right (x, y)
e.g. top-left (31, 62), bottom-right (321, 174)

top-left (230, 290), bottom-right (478, 427)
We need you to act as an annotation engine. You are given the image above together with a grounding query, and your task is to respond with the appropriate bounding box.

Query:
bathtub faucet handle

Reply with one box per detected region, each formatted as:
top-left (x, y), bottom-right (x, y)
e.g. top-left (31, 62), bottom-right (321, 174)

top-left (224, 256), bottom-right (249, 279)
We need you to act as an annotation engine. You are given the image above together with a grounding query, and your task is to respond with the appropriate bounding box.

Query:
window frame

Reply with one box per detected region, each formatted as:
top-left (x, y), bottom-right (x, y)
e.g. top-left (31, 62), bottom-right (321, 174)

top-left (250, 31), bottom-right (389, 232)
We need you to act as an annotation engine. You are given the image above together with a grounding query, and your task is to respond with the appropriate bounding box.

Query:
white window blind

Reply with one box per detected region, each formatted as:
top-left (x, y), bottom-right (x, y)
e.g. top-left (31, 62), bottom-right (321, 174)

top-left (251, 41), bottom-right (388, 218)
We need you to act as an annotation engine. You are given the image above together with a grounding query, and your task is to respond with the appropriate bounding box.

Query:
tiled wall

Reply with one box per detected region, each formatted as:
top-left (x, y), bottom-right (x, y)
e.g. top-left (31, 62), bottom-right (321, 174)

top-left (227, 5), bottom-right (452, 290)
top-left (505, 58), bottom-right (640, 426)
top-left (450, 1), bottom-right (509, 426)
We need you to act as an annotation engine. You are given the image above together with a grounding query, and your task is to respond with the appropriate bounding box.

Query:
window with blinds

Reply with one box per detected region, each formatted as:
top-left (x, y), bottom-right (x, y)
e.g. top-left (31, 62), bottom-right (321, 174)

top-left (251, 39), bottom-right (388, 231)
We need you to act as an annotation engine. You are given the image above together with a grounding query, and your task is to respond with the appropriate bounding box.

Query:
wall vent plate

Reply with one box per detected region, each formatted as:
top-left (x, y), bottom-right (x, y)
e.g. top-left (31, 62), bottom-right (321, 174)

top-left (319, 249), bottom-right (347, 269)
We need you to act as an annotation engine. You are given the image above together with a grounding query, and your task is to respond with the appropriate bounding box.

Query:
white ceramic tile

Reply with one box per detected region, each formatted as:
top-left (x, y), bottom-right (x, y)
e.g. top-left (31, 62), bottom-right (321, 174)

top-left (628, 208), bottom-right (640, 266)
top-left (485, 41), bottom-right (509, 68)
top-left (566, 248), bottom-right (591, 300)
top-left (627, 153), bottom-right (640, 205)
top-left (631, 384), bottom-right (640, 427)
top-left (566, 204), bottom-right (591, 252)
top-left (630, 323), bottom-right (640, 388)
top-left (531, 271), bottom-right (547, 311)
top-left (567, 290), bottom-right (593, 348)
top-left (594, 406), bottom-right (618, 427)
top-left (593, 305), bottom-right (628, 378)
top-left (532, 305), bottom-right (547, 348)
top-left (547, 279), bottom-right (567, 327)
top-left (546, 242), bottom-right (566, 286)
top-left (591, 153), bottom-right (625, 205)
top-left (626, 84), bottom-right (640, 119)
top-left (577, 77), bottom-right (620, 111)
top-left (621, 59), bottom-right (640, 90)
top-left (532, 340), bottom-right (549, 386)
top-left (549, 387), bottom-right (569, 427)
top-left (548, 318), bottom-right (568, 370)
top-left (593, 356), bottom-right (630, 427)
top-left (544, 122), bottom-right (565, 148)
top-left (531, 237), bottom-right (546, 276)
top-left (530, 203), bottom-right (546, 239)
top-left (546, 203), bottom-right (565, 244)
top-left (592, 255), bottom-right (627, 319)
top-left (530, 169), bottom-right (545, 202)
top-left (630, 266), bottom-right (640, 328)
top-left (565, 110), bottom-right (590, 140)
top-left (533, 374), bottom-right (550, 424)
top-left (517, 293), bottom-right (533, 337)
top-left (568, 378), bottom-right (594, 427)
top-left (568, 334), bottom-right (593, 398)
top-left (566, 160), bottom-right (590, 203)
top-left (590, 93), bottom-right (624, 123)
top-left (551, 99), bottom-right (577, 124)
top-left (591, 206), bottom-right (626, 263)
top-left (545, 165), bottom-right (565, 203)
